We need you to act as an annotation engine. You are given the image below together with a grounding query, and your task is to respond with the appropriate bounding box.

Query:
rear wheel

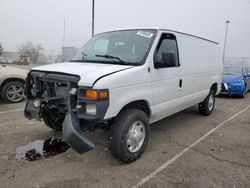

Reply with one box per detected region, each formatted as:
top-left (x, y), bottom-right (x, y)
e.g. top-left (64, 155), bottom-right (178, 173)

top-left (199, 90), bottom-right (215, 116)
top-left (1, 81), bottom-right (25, 103)
top-left (110, 108), bottom-right (150, 163)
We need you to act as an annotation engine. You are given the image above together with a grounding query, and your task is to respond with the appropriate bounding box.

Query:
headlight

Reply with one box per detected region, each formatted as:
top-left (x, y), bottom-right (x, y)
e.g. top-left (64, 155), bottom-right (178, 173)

top-left (26, 76), bottom-right (36, 98)
top-left (70, 87), bottom-right (77, 95)
top-left (223, 83), bottom-right (228, 90)
top-left (33, 99), bottom-right (41, 108)
top-left (31, 86), bottom-right (37, 97)
top-left (86, 103), bottom-right (97, 116)
top-left (27, 77), bottom-right (34, 86)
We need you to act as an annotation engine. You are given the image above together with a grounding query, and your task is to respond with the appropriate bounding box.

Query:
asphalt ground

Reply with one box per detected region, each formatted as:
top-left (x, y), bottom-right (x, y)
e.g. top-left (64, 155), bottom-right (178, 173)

top-left (0, 95), bottom-right (250, 188)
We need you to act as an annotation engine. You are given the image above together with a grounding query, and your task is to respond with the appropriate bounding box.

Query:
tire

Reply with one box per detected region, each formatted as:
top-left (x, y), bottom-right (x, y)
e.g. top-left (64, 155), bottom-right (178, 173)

top-left (1, 81), bottom-right (25, 103)
top-left (42, 111), bottom-right (64, 131)
top-left (110, 108), bottom-right (150, 163)
top-left (239, 89), bottom-right (247, 98)
top-left (198, 90), bottom-right (215, 116)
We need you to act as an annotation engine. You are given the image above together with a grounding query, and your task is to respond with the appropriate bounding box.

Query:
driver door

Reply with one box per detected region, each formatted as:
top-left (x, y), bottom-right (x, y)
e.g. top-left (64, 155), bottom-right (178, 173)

top-left (151, 33), bottom-right (182, 121)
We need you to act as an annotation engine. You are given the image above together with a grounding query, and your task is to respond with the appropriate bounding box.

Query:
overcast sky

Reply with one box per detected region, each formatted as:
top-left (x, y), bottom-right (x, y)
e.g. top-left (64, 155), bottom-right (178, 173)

top-left (0, 0), bottom-right (249, 57)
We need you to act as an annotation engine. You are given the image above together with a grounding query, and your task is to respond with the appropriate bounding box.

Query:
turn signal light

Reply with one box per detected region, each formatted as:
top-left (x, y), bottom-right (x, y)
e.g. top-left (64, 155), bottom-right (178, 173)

top-left (86, 89), bottom-right (97, 99)
top-left (99, 91), bottom-right (108, 99)
top-left (27, 78), bottom-right (33, 86)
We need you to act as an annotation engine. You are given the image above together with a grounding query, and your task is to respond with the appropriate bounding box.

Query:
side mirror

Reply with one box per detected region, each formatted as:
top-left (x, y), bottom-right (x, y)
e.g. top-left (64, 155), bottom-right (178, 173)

top-left (155, 52), bottom-right (176, 69)
top-left (162, 52), bottom-right (176, 66)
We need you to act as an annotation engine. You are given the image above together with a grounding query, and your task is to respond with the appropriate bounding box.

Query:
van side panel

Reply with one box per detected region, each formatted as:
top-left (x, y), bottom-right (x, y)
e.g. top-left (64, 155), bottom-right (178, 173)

top-left (176, 33), bottom-right (222, 105)
top-left (150, 31), bottom-right (222, 122)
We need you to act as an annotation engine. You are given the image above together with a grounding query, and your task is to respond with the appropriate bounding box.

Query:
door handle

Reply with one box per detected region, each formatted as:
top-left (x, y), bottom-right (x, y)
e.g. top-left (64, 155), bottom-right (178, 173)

top-left (179, 79), bottom-right (183, 88)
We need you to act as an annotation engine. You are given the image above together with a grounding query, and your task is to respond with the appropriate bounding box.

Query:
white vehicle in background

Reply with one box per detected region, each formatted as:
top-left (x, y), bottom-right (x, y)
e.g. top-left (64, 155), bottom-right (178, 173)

top-left (0, 57), bottom-right (13, 64)
top-left (0, 65), bottom-right (27, 103)
top-left (24, 29), bottom-right (222, 163)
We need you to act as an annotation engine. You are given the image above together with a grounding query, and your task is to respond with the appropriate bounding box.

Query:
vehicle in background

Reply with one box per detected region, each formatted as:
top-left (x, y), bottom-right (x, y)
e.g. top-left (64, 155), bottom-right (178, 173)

top-left (0, 57), bottom-right (13, 64)
top-left (13, 55), bottom-right (30, 65)
top-left (220, 65), bottom-right (250, 98)
top-left (0, 65), bottom-right (28, 103)
top-left (24, 29), bottom-right (222, 163)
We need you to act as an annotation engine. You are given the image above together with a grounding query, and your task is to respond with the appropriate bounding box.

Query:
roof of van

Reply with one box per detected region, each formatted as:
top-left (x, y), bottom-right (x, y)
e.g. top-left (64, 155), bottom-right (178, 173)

top-left (159, 29), bottom-right (219, 45)
top-left (96, 28), bottom-right (219, 45)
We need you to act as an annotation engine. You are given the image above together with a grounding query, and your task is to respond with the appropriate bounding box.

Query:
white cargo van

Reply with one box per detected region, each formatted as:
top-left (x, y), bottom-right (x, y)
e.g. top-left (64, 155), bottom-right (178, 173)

top-left (25, 29), bottom-right (222, 163)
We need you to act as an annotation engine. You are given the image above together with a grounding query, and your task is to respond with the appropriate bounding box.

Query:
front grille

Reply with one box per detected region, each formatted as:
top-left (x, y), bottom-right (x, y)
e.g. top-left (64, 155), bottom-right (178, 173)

top-left (26, 71), bottom-right (80, 110)
top-left (40, 81), bottom-right (68, 99)
top-left (55, 83), bottom-right (68, 98)
top-left (28, 71), bottom-right (79, 98)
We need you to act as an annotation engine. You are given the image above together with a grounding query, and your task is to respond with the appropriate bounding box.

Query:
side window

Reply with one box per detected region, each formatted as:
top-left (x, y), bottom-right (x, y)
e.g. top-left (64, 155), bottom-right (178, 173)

top-left (154, 34), bottom-right (179, 68)
top-left (243, 68), bottom-right (246, 75)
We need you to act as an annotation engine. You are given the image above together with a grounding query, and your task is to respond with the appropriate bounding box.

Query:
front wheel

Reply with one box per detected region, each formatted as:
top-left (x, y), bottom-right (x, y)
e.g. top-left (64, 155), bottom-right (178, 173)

top-left (110, 108), bottom-right (150, 163)
top-left (240, 86), bottom-right (247, 98)
top-left (198, 90), bottom-right (215, 116)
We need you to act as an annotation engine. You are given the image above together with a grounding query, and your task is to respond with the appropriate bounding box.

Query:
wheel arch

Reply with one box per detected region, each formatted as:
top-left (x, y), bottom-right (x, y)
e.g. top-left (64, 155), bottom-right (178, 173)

top-left (117, 100), bottom-right (151, 118)
top-left (0, 78), bottom-right (25, 90)
top-left (210, 83), bottom-right (218, 93)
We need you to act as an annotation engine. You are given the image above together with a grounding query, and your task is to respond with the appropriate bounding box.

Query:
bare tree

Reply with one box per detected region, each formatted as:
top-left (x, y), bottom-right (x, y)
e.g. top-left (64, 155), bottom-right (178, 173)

top-left (18, 41), bottom-right (44, 64)
top-left (33, 44), bottom-right (43, 64)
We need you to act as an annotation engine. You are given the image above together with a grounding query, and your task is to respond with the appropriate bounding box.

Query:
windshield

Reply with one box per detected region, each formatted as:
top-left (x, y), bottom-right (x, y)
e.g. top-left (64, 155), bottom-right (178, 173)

top-left (71, 29), bottom-right (157, 65)
top-left (223, 66), bottom-right (243, 75)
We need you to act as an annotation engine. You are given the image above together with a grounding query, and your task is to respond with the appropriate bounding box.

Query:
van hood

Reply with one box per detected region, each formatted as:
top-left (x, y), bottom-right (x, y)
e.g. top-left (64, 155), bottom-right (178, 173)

top-left (32, 62), bottom-right (132, 86)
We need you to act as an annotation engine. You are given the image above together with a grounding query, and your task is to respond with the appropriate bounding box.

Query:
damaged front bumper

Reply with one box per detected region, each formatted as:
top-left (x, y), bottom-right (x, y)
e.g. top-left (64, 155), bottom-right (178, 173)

top-left (220, 82), bottom-right (245, 96)
top-left (62, 111), bottom-right (95, 154)
top-left (25, 71), bottom-right (96, 155)
top-left (25, 100), bottom-right (95, 154)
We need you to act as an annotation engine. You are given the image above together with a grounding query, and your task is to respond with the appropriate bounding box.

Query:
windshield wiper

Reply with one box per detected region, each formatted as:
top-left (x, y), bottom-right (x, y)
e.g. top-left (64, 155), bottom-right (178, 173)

top-left (95, 54), bottom-right (129, 65)
top-left (69, 51), bottom-right (87, 62)
top-left (81, 52), bottom-right (88, 61)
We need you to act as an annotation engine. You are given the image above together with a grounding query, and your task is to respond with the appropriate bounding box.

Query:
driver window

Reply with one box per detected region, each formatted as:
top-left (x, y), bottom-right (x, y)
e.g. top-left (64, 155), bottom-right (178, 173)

top-left (154, 34), bottom-right (179, 67)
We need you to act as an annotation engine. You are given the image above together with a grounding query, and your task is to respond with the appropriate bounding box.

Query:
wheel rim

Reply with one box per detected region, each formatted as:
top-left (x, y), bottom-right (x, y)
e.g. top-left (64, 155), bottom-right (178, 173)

top-left (208, 94), bottom-right (215, 111)
top-left (6, 84), bottom-right (24, 102)
top-left (126, 120), bottom-right (146, 153)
